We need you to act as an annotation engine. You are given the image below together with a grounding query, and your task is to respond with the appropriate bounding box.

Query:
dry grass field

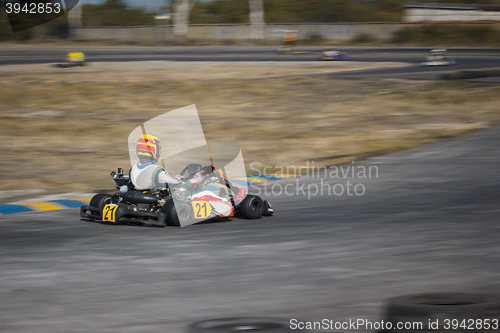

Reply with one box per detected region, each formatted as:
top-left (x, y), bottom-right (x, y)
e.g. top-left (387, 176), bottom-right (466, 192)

top-left (0, 61), bottom-right (499, 193)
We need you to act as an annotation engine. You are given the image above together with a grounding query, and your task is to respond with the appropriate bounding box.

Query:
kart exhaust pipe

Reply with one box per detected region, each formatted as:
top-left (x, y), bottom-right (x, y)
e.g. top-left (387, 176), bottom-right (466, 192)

top-left (121, 192), bottom-right (159, 205)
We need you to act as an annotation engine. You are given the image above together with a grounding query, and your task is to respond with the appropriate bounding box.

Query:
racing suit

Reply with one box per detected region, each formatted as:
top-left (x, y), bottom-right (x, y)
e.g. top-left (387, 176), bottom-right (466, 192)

top-left (130, 161), bottom-right (181, 190)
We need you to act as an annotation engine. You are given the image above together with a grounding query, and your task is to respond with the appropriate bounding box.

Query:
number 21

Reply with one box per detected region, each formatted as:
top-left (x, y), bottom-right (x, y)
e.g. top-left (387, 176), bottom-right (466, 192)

top-left (196, 202), bottom-right (207, 218)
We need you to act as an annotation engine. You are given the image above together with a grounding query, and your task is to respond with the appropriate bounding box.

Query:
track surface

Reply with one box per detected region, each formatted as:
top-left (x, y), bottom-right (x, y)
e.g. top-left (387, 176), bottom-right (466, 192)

top-left (2, 46), bottom-right (500, 80)
top-left (2, 127), bottom-right (500, 333)
top-left (329, 55), bottom-right (500, 79)
top-left (2, 46), bottom-right (500, 57)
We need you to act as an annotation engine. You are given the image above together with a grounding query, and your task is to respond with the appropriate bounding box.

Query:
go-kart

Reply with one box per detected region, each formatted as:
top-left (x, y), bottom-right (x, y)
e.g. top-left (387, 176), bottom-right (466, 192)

top-left (421, 49), bottom-right (456, 66)
top-left (80, 163), bottom-right (273, 227)
top-left (320, 49), bottom-right (351, 61)
top-left (54, 52), bottom-right (87, 68)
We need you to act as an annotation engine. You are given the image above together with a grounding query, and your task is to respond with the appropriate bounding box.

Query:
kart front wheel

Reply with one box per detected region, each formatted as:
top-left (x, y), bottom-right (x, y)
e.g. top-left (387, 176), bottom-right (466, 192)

top-left (89, 194), bottom-right (112, 210)
top-left (239, 195), bottom-right (263, 219)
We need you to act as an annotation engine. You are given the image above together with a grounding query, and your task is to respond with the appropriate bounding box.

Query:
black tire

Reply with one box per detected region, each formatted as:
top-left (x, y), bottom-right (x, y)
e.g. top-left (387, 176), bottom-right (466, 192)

top-left (384, 293), bottom-right (500, 332)
top-left (262, 200), bottom-right (274, 216)
top-left (239, 195), bottom-right (263, 219)
top-left (162, 200), bottom-right (192, 226)
top-left (187, 317), bottom-right (303, 333)
top-left (89, 194), bottom-right (112, 209)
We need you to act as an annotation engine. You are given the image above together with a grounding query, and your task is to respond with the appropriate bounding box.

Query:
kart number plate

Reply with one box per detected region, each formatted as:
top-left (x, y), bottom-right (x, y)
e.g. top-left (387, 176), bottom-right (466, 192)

top-left (102, 204), bottom-right (118, 222)
top-left (192, 201), bottom-right (212, 220)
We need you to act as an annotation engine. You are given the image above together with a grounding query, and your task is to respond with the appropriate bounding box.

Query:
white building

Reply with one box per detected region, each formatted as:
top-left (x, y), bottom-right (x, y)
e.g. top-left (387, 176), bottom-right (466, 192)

top-left (404, 3), bottom-right (500, 22)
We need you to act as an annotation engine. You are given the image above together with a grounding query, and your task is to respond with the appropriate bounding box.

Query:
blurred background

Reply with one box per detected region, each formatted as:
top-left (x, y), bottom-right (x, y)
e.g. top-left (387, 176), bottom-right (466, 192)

top-left (3, 0), bottom-right (500, 44)
top-left (2, 0), bottom-right (500, 193)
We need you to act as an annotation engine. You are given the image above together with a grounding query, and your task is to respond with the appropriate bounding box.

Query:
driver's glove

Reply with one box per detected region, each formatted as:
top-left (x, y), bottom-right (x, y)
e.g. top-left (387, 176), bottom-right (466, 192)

top-left (173, 174), bottom-right (185, 182)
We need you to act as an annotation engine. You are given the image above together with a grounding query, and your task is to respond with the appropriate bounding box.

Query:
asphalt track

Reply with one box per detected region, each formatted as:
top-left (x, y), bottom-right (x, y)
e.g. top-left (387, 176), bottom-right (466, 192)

top-left (2, 46), bottom-right (500, 57)
top-left (3, 54), bottom-right (500, 81)
top-left (330, 55), bottom-right (500, 79)
top-left (2, 126), bottom-right (500, 333)
top-left (2, 46), bottom-right (500, 80)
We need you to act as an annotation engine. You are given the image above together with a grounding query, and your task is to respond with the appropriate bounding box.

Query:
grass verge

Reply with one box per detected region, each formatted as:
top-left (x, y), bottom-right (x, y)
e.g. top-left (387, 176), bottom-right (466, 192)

top-left (0, 62), bottom-right (499, 192)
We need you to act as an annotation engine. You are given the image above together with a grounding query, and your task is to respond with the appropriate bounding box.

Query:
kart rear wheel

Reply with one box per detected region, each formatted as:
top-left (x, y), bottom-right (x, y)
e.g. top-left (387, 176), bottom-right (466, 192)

top-left (162, 200), bottom-right (192, 226)
top-left (89, 194), bottom-right (112, 209)
top-left (239, 195), bottom-right (263, 219)
top-left (384, 293), bottom-right (500, 332)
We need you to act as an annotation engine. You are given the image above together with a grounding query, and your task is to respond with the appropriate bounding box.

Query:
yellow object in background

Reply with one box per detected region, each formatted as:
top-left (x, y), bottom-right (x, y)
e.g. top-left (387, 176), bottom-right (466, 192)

top-left (67, 52), bottom-right (86, 63)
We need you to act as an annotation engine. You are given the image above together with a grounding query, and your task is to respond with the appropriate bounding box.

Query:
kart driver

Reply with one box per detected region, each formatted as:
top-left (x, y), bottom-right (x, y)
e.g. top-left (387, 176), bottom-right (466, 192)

top-left (130, 134), bottom-right (246, 203)
top-left (130, 134), bottom-right (182, 190)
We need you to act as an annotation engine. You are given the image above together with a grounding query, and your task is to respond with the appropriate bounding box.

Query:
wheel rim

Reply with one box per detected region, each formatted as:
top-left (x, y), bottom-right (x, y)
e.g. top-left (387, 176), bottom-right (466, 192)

top-left (422, 301), bottom-right (475, 306)
top-left (250, 200), bottom-right (262, 214)
top-left (220, 323), bottom-right (282, 330)
top-left (191, 318), bottom-right (289, 331)
top-left (178, 206), bottom-right (190, 221)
